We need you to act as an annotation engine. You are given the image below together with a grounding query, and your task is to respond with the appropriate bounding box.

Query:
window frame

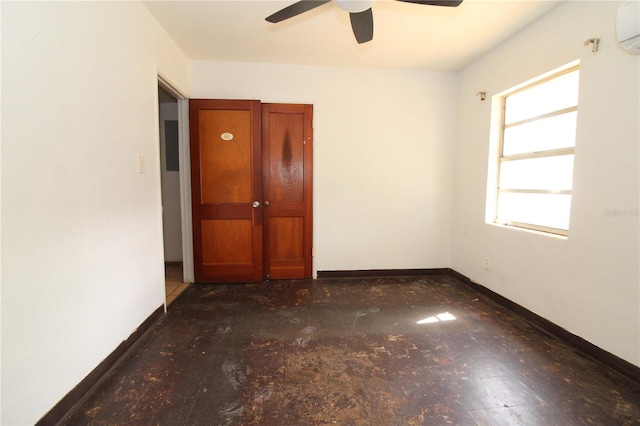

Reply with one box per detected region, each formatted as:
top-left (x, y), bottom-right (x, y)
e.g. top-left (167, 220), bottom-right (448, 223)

top-left (493, 64), bottom-right (580, 237)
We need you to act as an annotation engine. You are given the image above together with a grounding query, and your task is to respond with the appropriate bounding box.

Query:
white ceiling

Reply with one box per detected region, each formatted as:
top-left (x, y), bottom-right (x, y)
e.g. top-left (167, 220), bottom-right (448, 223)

top-left (144, 0), bottom-right (563, 72)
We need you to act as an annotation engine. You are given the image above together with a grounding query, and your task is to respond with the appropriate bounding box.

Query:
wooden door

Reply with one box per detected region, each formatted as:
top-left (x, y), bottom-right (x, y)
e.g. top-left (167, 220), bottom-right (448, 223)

top-left (189, 99), bottom-right (263, 283)
top-left (262, 103), bottom-right (313, 279)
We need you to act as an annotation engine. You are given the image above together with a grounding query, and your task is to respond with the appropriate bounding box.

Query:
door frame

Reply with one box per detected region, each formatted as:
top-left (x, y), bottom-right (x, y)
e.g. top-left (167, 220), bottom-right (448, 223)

top-left (157, 75), bottom-right (195, 284)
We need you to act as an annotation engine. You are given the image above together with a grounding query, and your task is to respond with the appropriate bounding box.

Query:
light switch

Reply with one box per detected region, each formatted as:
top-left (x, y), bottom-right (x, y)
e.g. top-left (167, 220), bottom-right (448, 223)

top-left (137, 154), bottom-right (145, 174)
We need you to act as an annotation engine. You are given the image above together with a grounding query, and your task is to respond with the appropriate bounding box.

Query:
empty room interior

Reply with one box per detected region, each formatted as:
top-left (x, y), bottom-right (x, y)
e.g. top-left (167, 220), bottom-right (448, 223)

top-left (1, 0), bottom-right (639, 424)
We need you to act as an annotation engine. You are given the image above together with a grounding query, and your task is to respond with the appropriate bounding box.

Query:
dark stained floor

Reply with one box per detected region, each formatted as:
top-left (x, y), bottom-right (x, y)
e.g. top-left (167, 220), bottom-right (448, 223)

top-left (63, 276), bottom-right (640, 425)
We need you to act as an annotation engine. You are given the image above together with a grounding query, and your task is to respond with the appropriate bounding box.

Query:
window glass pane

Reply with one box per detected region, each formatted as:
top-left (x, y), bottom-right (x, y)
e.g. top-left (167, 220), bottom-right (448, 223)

top-left (505, 69), bottom-right (579, 124)
top-left (496, 192), bottom-right (571, 230)
top-left (503, 111), bottom-right (577, 156)
top-left (499, 155), bottom-right (574, 191)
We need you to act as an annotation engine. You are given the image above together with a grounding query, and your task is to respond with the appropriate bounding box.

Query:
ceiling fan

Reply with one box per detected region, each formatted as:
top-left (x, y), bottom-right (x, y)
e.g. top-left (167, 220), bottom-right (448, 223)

top-left (266, 0), bottom-right (463, 44)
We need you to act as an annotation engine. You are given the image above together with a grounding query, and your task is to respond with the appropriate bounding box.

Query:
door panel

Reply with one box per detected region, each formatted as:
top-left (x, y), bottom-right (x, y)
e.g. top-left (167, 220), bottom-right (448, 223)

top-left (199, 110), bottom-right (252, 203)
top-left (270, 217), bottom-right (304, 260)
top-left (190, 99), bottom-right (263, 283)
top-left (201, 219), bottom-right (253, 264)
top-left (262, 104), bottom-right (313, 279)
top-left (269, 116), bottom-right (304, 202)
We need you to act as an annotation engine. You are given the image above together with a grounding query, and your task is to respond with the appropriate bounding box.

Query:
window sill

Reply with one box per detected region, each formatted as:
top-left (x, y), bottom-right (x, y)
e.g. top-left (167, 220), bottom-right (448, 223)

top-left (488, 222), bottom-right (569, 240)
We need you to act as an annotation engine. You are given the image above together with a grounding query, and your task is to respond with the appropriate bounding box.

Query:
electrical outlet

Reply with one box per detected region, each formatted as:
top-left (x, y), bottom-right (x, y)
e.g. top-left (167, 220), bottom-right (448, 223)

top-left (484, 257), bottom-right (490, 270)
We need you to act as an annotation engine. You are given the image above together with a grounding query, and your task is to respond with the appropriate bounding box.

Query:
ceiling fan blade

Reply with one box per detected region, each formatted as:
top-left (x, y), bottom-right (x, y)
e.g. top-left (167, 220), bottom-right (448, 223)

top-left (349, 8), bottom-right (374, 44)
top-left (395, 0), bottom-right (463, 7)
top-left (266, 0), bottom-right (332, 23)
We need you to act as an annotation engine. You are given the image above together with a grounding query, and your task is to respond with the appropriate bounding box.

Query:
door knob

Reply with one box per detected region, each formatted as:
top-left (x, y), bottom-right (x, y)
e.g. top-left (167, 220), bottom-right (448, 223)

top-left (264, 200), bottom-right (270, 207)
top-left (252, 201), bottom-right (260, 208)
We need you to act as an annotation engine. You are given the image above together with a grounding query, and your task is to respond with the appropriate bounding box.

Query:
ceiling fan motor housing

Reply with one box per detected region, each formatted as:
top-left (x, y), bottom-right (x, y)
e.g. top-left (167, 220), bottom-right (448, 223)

top-left (336, 0), bottom-right (375, 13)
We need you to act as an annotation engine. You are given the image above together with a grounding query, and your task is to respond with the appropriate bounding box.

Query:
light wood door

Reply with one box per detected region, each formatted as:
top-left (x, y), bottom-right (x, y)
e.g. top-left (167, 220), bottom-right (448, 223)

top-left (189, 99), bottom-right (263, 283)
top-left (262, 103), bottom-right (313, 279)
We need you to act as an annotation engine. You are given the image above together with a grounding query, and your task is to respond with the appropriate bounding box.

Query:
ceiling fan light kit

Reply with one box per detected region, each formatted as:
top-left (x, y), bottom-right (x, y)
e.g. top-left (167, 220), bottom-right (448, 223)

top-left (266, 0), bottom-right (463, 44)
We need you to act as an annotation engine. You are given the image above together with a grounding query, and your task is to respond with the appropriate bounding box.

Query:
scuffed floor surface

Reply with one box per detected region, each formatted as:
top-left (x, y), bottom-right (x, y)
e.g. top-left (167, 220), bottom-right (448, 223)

top-left (64, 276), bottom-right (640, 425)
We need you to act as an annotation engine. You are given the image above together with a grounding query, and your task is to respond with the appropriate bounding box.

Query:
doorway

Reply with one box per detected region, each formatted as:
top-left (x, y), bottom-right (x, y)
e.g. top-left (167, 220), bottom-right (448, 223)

top-left (157, 80), bottom-right (194, 304)
top-left (189, 99), bottom-right (313, 283)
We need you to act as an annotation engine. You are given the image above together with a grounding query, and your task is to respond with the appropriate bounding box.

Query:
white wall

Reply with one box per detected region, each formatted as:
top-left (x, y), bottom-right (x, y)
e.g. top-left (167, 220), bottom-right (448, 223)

top-left (190, 62), bottom-right (458, 274)
top-left (452, 1), bottom-right (639, 367)
top-left (159, 101), bottom-right (183, 262)
top-left (1, 2), bottom-right (189, 424)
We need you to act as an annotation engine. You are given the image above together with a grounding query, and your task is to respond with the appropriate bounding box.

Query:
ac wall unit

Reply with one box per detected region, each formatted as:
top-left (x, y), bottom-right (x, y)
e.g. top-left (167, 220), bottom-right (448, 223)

top-left (617, 1), bottom-right (640, 52)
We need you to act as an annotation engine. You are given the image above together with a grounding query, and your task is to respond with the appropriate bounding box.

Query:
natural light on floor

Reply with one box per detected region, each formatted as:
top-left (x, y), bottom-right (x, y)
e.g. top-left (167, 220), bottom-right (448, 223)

top-left (417, 312), bottom-right (456, 324)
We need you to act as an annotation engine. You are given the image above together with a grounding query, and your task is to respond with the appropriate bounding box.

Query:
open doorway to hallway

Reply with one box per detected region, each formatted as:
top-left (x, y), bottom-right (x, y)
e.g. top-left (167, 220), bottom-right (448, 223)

top-left (158, 85), bottom-right (189, 304)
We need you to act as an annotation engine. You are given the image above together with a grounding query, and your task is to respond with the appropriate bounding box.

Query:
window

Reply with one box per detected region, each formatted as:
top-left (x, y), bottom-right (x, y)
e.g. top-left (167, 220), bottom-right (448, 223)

top-left (493, 65), bottom-right (580, 236)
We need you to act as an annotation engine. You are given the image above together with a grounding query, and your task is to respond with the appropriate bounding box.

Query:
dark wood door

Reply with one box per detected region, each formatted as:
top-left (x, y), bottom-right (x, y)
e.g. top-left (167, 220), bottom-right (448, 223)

top-left (189, 99), bottom-right (263, 283)
top-left (262, 103), bottom-right (313, 279)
